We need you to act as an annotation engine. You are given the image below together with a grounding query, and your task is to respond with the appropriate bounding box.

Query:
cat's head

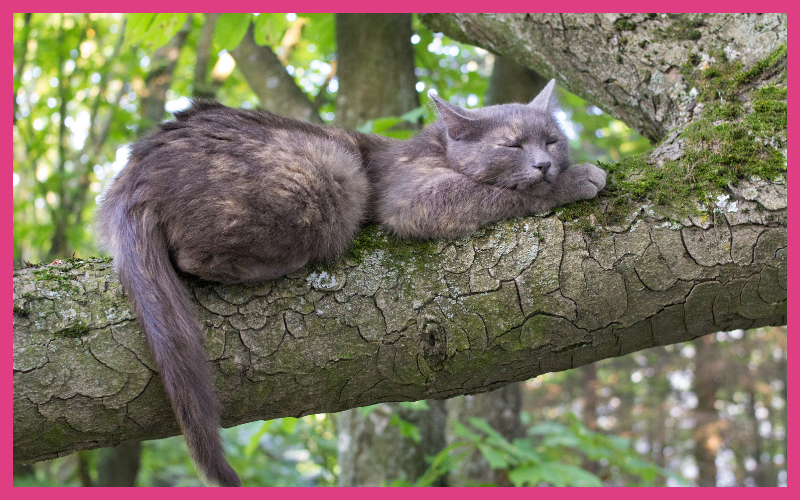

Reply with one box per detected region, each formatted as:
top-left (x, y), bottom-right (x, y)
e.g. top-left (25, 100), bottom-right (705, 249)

top-left (430, 79), bottom-right (569, 191)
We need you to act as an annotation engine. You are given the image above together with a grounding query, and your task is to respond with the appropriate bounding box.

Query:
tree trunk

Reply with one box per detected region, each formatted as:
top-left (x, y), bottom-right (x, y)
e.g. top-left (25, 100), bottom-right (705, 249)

top-left (332, 13), bottom-right (432, 486)
top-left (13, 12), bottom-right (786, 465)
top-left (337, 401), bottom-right (447, 486)
top-left (334, 13), bottom-right (419, 128)
top-left (444, 57), bottom-right (546, 487)
top-left (192, 13), bottom-right (221, 99)
top-left (445, 386), bottom-right (524, 486)
top-left (96, 442), bottom-right (141, 486)
top-left (692, 335), bottom-right (723, 486)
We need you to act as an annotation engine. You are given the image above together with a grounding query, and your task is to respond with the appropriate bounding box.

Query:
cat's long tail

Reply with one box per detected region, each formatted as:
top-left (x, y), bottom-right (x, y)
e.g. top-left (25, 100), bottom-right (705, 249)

top-left (97, 200), bottom-right (241, 487)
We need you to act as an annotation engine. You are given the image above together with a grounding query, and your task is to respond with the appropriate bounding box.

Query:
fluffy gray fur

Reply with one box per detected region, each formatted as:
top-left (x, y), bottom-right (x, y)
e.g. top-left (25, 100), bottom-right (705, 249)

top-left (96, 79), bottom-right (605, 486)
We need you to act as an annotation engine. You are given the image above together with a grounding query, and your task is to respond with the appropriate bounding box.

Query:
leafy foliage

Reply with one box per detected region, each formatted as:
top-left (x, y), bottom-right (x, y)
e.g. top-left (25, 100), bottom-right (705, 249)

top-left (13, 12), bottom-right (784, 489)
top-left (393, 414), bottom-right (670, 487)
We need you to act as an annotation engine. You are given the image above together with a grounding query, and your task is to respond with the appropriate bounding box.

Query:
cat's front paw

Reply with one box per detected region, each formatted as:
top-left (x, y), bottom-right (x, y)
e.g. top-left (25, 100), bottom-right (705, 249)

top-left (557, 163), bottom-right (606, 202)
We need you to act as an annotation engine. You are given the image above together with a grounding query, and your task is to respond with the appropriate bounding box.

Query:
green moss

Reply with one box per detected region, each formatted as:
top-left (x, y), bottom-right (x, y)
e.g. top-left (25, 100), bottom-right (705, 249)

top-left (706, 101), bottom-right (743, 121)
top-left (746, 84), bottom-right (787, 134)
top-left (311, 223), bottom-right (440, 274)
top-left (556, 44), bottom-right (787, 232)
top-left (660, 15), bottom-right (705, 41)
top-left (13, 304), bottom-right (28, 317)
top-left (31, 268), bottom-right (81, 294)
top-left (614, 17), bottom-right (636, 31)
top-left (56, 321), bottom-right (90, 338)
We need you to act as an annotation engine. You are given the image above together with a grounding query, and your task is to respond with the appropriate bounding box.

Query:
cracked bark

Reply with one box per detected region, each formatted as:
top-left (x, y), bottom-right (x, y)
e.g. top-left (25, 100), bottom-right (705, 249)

top-left (419, 13), bottom-right (786, 141)
top-left (13, 12), bottom-right (786, 463)
top-left (13, 197), bottom-right (786, 462)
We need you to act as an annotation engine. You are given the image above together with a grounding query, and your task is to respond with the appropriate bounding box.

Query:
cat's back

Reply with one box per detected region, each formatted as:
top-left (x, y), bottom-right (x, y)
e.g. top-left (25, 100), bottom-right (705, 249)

top-left (130, 101), bottom-right (331, 162)
top-left (100, 102), bottom-right (370, 277)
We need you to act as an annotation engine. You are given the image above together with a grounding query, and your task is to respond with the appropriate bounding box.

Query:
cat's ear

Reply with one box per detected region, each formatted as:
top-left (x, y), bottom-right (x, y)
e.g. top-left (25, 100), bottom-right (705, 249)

top-left (430, 92), bottom-right (479, 141)
top-left (529, 79), bottom-right (558, 113)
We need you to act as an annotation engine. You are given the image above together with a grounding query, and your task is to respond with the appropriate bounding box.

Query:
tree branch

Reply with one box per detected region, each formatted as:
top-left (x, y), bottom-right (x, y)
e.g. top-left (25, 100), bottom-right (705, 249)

top-left (419, 13), bottom-right (787, 141)
top-left (13, 196), bottom-right (785, 462)
top-left (231, 23), bottom-right (322, 123)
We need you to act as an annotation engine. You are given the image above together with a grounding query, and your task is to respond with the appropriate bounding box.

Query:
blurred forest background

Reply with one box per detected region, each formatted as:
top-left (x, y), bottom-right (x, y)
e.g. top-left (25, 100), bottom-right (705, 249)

top-left (13, 13), bottom-right (786, 487)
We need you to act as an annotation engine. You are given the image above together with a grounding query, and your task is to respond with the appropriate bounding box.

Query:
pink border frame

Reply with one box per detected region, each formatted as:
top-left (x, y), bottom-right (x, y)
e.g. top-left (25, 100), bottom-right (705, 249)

top-left (6, 1), bottom-right (795, 494)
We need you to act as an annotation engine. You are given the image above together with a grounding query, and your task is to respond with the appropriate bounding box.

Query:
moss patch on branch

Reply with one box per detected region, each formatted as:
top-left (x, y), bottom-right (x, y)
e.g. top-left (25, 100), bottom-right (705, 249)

top-left (557, 45), bottom-right (787, 232)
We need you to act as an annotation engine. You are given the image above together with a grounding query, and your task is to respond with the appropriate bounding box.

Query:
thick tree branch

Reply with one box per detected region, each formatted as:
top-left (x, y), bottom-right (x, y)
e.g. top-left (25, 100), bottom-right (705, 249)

top-left (13, 11), bottom-right (787, 465)
top-left (13, 195), bottom-right (785, 462)
top-left (419, 13), bottom-right (786, 141)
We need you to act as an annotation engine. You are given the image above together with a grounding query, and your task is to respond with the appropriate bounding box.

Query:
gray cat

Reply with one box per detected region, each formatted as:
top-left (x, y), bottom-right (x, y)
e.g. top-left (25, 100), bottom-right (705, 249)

top-left (96, 79), bottom-right (605, 486)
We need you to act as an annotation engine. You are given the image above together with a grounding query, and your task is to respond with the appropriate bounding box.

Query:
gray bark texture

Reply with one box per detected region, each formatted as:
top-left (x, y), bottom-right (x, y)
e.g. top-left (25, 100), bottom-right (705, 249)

top-left (334, 13), bottom-right (420, 129)
top-left (13, 12), bottom-right (786, 464)
top-left (332, 13), bottom-right (431, 487)
top-left (419, 13), bottom-right (786, 141)
top-left (444, 57), bottom-right (545, 487)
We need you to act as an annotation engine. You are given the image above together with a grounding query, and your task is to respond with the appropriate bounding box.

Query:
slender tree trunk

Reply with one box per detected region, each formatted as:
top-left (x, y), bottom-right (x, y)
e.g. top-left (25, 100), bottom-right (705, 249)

top-left (96, 442), bottom-right (141, 486)
top-left (193, 14), bottom-right (220, 99)
top-left (13, 13), bottom-right (32, 125)
top-left (333, 13), bottom-right (435, 486)
top-left (338, 401), bottom-right (447, 486)
top-left (139, 15), bottom-right (193, 131)
top-left (48, 15), bottom-right (74, 260)
top-left (692, 335), bottom-right (723, 486)
top-left (444, 56), bottom-right (546, 486)
top-left (446, 386), bottom-right (524, 486)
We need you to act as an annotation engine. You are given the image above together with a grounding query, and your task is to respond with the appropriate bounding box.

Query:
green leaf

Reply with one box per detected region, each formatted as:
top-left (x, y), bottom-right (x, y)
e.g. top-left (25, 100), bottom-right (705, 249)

top-left (124, 13), bottom-right (156, 48)
top-left (527, 422), bottom-right (570, 436)
top-left (244, 420), bottom-right (271, 457)
top-left (452, 421), bottom-right (483, 442)
top-left (125, 13), bottom-right (188, 52)
top-left (390, 414), bottom-right (421, 443)
top-left (356, 106), bottom-right (427, 136)
top-left (476, 443), bottom-right (509, 469)
top-left (508, 465), bottom-right (546, 487)
top-left (252, 13), bottom-right (288, 46)
top-left (298, 13), bottom-right (335, 53)
top-left (280, 417), bottom-right (299, 434)
top-left (414, 442), bottom-right (471, 486)
top-left (468, 417), bottom-right (506, 442)
top-left (214, 13), bottom-right (252, 52)
top-left (357, 404), bottom-right (381, 416)
top-left (510, 463), bottom-right (603, 487)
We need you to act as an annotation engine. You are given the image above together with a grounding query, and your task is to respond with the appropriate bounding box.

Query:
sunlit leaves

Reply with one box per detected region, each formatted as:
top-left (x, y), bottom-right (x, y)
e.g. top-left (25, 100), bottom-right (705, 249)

top-left (510, 463), bottom-right (603, 487)
top-left (213, 13), bottom-right (251, 52)
top-left (252, 13), bottom-right (290, 46)
top-left (125, 13), bottom-right (188, 51)
top-left (418, 414), bottom-right (667, 487)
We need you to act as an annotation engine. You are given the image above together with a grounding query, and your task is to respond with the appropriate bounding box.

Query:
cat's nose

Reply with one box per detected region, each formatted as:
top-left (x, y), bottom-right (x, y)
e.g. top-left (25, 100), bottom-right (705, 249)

top-left (533, 161), bottom-right (551, 175)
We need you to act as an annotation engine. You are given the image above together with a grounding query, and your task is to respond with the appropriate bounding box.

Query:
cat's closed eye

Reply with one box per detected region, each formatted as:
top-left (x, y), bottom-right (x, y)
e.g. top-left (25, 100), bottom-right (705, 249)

top-left (501, 143), bottom-right (523, 149)
top-left (545, 139), bottom-right (559, 145)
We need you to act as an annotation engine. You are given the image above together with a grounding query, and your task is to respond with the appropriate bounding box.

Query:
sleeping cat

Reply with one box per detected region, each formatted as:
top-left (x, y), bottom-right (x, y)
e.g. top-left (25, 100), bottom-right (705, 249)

top-left (96, 79), bottom-right (605, 486)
